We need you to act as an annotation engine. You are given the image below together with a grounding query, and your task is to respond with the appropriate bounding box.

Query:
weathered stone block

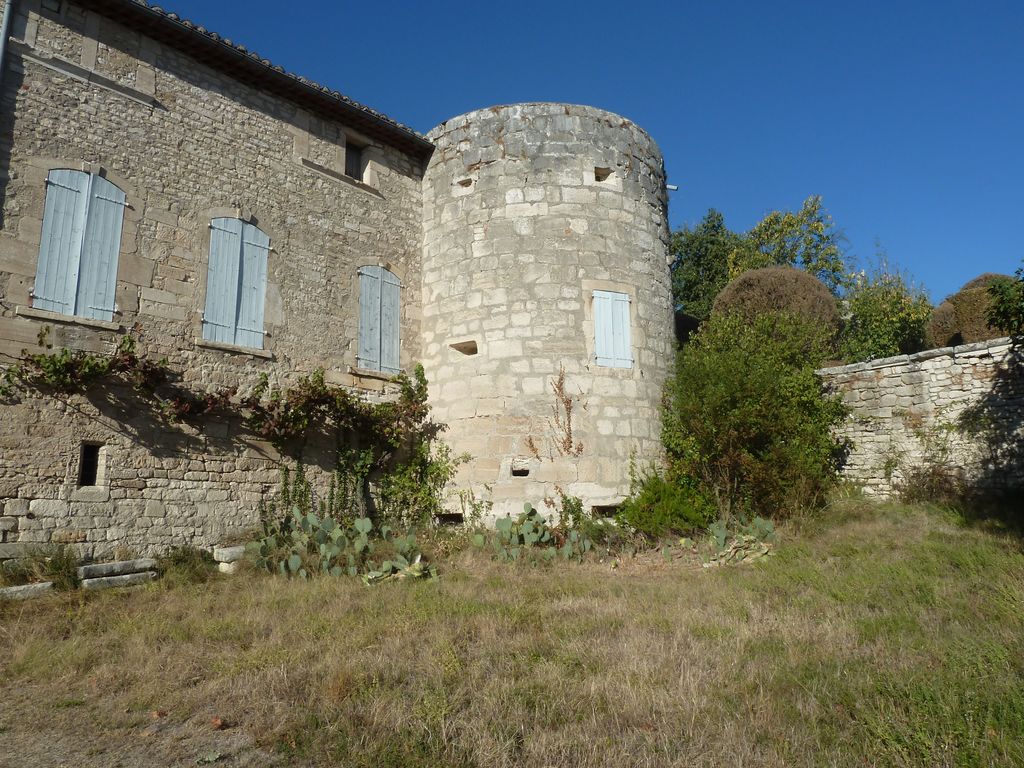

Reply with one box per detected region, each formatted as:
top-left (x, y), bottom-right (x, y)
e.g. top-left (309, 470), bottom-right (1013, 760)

top-left (0, 582), bottom-right (53, 600)
top-left (213, 545), bottom-right (246, 563)
top-left (76, 558), bottom-right (158, 579)
top-left (81, 571), bottom-right (158, 590)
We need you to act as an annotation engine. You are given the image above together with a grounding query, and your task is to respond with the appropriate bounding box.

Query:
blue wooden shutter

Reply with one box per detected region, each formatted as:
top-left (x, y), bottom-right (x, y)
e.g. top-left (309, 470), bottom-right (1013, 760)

top-left (34, 169), bottom-right (89, 314)
top-left (593, 290), bottom-right (632, 368)
top-left (203, 218), bottom-right (243, 344)
top-left (380, 268), bottom-right (401, 374)
top-left (358, 266), bottom-right (382, 370)
top-left (235, 223), bottom-right (269, 349)
top-left (77, 175), bottom-right (126, 321)
top-left (609, 291), bottom-right (632, 367)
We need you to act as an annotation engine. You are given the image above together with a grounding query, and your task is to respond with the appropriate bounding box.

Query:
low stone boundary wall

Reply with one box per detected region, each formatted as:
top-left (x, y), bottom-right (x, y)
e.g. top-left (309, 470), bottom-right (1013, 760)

top-left (818, 337), bottom-right (1024, 497)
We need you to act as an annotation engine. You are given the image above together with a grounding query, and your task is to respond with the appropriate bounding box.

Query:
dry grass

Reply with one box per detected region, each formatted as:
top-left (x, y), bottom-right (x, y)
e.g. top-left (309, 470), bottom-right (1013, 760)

top-left (1, 501), bottom-right (1023, 767)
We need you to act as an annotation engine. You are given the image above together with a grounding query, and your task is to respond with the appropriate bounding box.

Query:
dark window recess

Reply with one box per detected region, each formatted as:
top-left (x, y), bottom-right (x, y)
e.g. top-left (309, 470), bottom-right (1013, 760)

top-left (436, 512), bottom-right (465, 527)
top-left (450, 340), bottom-right (478, 355)
top-left (345, 144), bottom-right (364, 180)
top-left (456, 178), bottom-right (473, 188)
top-left (78, 444), bottom-right (101, 486)
top-left (594, 167), bottom-right (613, 182)
top-left (511, 467), bottom-right (530, 477)
top-left (592, 504), bottom-right (619, 518)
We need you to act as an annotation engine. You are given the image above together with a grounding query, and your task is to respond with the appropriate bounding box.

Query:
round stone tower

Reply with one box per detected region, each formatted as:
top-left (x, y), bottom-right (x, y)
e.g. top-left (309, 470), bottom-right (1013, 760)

top-left (421, 103), bottom-right (674, 520)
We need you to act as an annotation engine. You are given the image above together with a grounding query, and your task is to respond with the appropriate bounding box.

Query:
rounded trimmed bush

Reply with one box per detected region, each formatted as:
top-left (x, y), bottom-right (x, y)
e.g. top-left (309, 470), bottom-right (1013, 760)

top-left (712, 266), bottom-right (840, 334)
top-left (925, 273), bottom-right (1011, 348)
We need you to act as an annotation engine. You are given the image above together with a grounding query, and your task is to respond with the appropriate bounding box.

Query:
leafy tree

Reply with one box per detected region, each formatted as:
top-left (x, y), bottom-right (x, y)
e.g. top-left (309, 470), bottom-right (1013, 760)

top-left (669, 209), bottom-right (741, 321)
top-left (728, 195), bottom-right (849, 295)
top-left (840, 262), bottom-right (932, 362)
top-left (986, 266), bottom-right (1024, 339)
top-left (662, 312), bottom-right (848, 520)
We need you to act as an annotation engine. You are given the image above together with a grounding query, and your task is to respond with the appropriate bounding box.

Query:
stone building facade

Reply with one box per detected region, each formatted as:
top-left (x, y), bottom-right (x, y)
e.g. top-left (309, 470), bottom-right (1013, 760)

top-left (0, 0), bottom-right (674, 557)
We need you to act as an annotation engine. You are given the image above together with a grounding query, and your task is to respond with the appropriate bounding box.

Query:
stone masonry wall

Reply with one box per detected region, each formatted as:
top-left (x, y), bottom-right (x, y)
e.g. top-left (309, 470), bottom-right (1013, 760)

top-left (421, 104), bottom-right (675, 519)
top-left (818, 338), bottom-right (1024, 497)
top-left (0, 1), bottom-right (424, 558)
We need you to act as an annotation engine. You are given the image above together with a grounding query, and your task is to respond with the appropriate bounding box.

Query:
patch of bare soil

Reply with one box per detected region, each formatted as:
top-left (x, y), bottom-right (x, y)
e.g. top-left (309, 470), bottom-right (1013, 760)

top-left (0, 685), bottom-right (282, 768)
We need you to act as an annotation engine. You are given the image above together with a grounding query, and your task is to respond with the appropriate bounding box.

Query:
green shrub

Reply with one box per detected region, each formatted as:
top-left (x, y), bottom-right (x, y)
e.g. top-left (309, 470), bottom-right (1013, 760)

top-left (616, 468), bottom-right (714, 537)
top-left (375, 442), bottom-right (466, 529)
top-left (987, 266), bottom-right (1024, 340)
top-left (840, 266), bottom-right (932, 362)
top-left (663, 312), bottom-right (848, 520)
top-left (926, 274), bottom-right (1012, 348)
top-left (157, 546), bottom-right (216, 586)
top-left (0, 545), bottom-right (81, 590)
top-left (713, 266), bottom-right (841, 338)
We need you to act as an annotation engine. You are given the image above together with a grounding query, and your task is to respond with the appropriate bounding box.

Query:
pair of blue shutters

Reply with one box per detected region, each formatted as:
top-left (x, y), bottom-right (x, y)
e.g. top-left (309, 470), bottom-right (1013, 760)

top-left (593, 290), bottom-right (633, 368)
top-left (358, 265), bottom-right (400, 374)
top-left (34, 169), bottom-right (126, 321)
top-left (202, 218), bottom-right (269, 349)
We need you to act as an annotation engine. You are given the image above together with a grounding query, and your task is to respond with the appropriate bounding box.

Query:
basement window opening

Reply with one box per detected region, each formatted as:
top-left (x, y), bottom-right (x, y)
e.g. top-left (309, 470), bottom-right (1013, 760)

top-left (592, 504), bottom-right (619, 519)
top-left (436, 512), bottom-right (465, 526)
top-left (594, 167), bottom-right (613, 182)
top-left (78, 443), bottom-right (102, 487)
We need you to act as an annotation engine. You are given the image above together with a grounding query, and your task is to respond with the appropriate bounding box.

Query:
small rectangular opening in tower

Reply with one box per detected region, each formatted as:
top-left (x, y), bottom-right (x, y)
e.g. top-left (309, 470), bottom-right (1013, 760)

top-left (511, 467), bottom-right (530, 477)
top-left (594, 167), bottom-right (613, 182)
top-left (436, 512), bottom-right (465, 526)
top-left (449, 340), bottom-right (478, 355)
top-left (78, 443), bottom-right (101, 487)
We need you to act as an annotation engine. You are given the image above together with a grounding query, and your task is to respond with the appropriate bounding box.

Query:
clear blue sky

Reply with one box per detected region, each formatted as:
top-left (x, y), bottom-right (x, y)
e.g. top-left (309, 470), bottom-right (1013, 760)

top-left (162, 0), bottom-right (1023, 301)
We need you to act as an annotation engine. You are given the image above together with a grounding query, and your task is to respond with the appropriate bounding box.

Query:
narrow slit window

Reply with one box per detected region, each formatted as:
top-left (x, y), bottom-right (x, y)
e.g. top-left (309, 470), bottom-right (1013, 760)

top-left (511, 467), bottom-right (530, 477)
top-left (78, 443), bottom-right (101, 487)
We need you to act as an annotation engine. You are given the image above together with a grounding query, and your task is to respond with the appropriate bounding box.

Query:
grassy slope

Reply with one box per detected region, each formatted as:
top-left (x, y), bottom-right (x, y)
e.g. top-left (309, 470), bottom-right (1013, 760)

top-left (1, 501), bottom-right (1022, 768)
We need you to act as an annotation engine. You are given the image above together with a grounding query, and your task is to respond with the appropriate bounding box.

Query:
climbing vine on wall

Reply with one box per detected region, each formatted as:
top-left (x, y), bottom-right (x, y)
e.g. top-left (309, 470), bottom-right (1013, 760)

top-left (0, 326), bottom-right (446, 478)
top-left (0, 327), bottom-right (233, 422)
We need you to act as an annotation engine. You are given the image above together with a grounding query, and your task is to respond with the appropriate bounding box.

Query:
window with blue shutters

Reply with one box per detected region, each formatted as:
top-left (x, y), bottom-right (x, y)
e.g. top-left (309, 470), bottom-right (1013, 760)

top-left (202, 218), bottom-right (270, 349)
top-left (593, 290), bottom-right (633, 368)
top-left (33, 169), bottom-right (126, 322)
top-left (358, 265), bottom-right (400, 374)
